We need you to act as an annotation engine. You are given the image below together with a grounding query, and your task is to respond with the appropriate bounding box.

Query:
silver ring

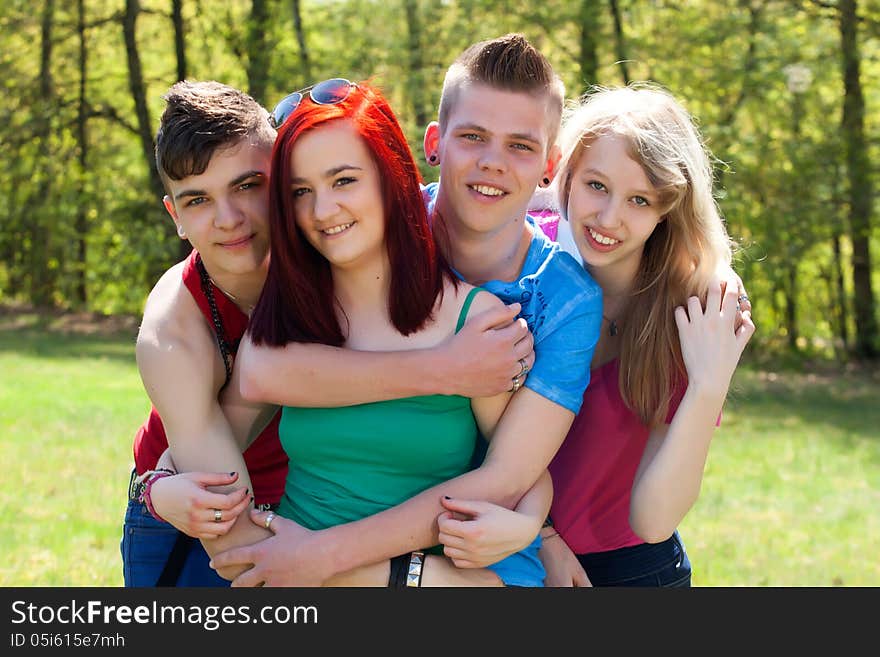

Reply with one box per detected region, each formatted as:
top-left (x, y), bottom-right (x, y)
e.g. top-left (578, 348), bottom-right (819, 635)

top-left (511, 375), bottom-right (523, 393)
top-left (213, 508), bottom-right (223, 523)
top-left (264, 512), bottom-right (276, 530)
top-left (738, 294), bottom-right (749, 303)
top-left (518, 358), bottom-right (528, 377)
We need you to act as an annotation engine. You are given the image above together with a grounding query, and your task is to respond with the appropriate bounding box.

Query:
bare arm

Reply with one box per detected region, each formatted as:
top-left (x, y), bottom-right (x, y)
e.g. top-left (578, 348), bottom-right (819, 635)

top-left (239, 510), bottom-right (503, 587)
top-left (212, 388), bottom-right (574, 586)
top-left (238, 302), bottom-right (533, 407)
top-left (629, 282), bottom-right (755, 542)
top-left (211, 288), bottom-right (576, 586)
top-left (539, 527), bottom-right (591, 587)
top-left (136, 279), bottom-right (271, 579)
top-left (306, 286), bottom-right (570, 576)
top-left (437, 469), bottom-right (552, 568)
top-left (320, 388), bottom-right (572, 571)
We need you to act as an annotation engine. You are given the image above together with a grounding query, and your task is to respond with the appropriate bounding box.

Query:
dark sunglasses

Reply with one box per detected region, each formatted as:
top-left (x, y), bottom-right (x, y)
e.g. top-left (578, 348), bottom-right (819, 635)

top-left (268, 78), bottom-right (357, 129)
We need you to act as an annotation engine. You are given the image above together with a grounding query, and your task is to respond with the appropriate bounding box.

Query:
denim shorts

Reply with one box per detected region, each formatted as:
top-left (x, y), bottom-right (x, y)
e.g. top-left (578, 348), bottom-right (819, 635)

top-left (576, 530), bottom-right (691, 587)
top-left (488, 533), bottom-right (546, 587)
top-left (121, 497), bottom-right (229, 587)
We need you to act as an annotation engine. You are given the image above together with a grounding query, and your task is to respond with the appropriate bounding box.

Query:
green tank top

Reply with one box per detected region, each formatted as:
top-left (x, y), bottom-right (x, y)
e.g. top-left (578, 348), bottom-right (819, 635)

top-left (277, 287), bottom-right (484, 531)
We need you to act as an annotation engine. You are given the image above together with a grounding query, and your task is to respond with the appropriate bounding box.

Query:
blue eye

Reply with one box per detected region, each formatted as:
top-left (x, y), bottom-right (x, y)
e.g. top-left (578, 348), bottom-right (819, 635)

top-left (588, 181), bottom-right (605, 192)
top-left (632, 196), bottom-right (650, 207)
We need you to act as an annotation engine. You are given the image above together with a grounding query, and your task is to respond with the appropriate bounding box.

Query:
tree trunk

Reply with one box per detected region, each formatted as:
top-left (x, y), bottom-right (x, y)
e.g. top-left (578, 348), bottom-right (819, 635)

top-left (122, 0), bottom-right (165, 203)
top-left (715, 1), bottom-right (761, 189)
top-left (608, 0), bottom-right (629, 84)
top-left (839, 0), bottom-right (878, 359)
top-left (246, 0), bottom-right (270, 105)
top-left (832, 231), bottom-right (849, 356)
top-left (171, 0), bottom-right (192, 260)
top-left (75, 0), bottom-right (88, 306)
top-left (403, 0), bottom-right (428, 131)
top-left (172, 0), bottom-right (187, 82)
top-left (578, 0), bottom-right (599, 90)
top-left (30, 0), bottom-right (55, 307)
top-left (786, 264), bottom-right (798, 351)
top-left (289, 0), bottom-right (311, 81)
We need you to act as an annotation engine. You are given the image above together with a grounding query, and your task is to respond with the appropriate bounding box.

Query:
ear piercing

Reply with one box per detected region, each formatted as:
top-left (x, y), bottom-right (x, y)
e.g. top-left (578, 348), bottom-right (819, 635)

top-left (177, 224), bottom-right (187, 239)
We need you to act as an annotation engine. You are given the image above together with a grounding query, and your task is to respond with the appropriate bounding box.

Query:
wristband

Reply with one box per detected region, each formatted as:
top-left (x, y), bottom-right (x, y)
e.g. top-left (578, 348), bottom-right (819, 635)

top-left (139, 471), bottom-right (175, 523)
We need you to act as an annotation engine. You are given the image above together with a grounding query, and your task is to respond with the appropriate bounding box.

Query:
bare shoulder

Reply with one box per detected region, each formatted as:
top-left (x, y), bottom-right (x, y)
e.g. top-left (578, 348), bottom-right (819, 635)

top-left (430, 278), bottom-right (505, 339)
top-left (137, 261), bottom-right (211, 357)
top-left (456, 282), bottom-right (505, 319)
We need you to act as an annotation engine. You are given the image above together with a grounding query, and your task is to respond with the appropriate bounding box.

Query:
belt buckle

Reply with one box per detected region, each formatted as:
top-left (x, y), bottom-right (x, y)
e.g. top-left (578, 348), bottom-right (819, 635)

top-left (128, 468), bottom-right (145, 502)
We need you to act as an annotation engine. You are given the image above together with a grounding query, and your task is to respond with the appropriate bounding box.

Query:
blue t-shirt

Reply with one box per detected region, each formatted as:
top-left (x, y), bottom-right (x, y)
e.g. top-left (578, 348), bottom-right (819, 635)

top-left (422, 182), bottom-right (602, 414)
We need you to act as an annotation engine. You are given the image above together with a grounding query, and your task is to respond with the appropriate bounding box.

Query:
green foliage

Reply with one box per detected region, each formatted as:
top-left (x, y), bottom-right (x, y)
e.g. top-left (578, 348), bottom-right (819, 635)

top-left (0, 0), bottom-right (878, 358)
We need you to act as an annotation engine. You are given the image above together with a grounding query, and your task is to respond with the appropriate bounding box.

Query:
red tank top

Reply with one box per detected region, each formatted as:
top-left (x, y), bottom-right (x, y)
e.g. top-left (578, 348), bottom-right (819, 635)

top-left (131, 251), bottom-right (287, 505)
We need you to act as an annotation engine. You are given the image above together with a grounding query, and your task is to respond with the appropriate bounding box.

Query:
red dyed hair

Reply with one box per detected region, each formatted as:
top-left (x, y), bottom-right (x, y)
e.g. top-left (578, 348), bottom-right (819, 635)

top-left (249, 81), bottom-right (454, 347)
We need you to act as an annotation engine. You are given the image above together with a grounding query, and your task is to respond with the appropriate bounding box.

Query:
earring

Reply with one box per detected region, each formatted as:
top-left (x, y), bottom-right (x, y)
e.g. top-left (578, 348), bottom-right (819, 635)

top-left (429, 154), bottom-right (437, 164)
top-left (177, 224), bottom-right (187, 239)
top-left (541, 177), bottom-right (551, 187)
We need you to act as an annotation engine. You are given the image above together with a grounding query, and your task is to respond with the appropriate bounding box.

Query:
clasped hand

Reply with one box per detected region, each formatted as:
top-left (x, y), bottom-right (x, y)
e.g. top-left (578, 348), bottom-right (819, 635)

top-left (210, 509), bottom-right (329, 587)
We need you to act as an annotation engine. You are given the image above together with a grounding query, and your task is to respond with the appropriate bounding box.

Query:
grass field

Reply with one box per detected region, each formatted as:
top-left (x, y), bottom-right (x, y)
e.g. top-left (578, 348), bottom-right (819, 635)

top-left (1, 308), bottom-right (878, 586)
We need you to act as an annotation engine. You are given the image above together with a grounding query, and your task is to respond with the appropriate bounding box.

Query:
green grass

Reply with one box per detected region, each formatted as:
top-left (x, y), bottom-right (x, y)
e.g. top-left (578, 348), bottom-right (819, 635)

top-left (0, 310), bottom-right (148, 586)
top-left (1, 309), bottom-right (877, 586)
top-left (680, 366), bottom-right (880, 586)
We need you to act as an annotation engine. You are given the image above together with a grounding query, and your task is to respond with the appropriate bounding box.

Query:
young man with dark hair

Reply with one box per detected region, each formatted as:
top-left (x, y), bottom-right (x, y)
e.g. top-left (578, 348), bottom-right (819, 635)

top-left (123, 79), bottom-right (533, 587)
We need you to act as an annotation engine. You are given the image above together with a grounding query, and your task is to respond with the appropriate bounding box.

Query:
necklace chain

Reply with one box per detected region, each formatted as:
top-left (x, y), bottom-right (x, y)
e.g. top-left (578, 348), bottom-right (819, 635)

top-left (602, 314), bottom-right (618, 337)
top-left (209, 276), bottom-right (255, 313)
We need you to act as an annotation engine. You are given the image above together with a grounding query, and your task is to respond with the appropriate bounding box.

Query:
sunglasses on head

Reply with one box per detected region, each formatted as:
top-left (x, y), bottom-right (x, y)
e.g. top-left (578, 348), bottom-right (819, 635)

top-left (268, 78), bottom-right (357, 129)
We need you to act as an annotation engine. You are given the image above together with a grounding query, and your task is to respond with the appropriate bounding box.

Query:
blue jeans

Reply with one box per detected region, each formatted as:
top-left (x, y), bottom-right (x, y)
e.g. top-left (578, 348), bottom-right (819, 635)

top-left (576, 530), bottom-right (692, 587)
top-left (121, 498), bottom-right (229, 587)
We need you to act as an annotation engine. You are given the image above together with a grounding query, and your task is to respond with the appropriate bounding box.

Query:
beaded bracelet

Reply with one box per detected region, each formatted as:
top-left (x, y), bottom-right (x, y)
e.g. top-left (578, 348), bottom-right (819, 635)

top-left (138, 471), bottom-right (175, 523)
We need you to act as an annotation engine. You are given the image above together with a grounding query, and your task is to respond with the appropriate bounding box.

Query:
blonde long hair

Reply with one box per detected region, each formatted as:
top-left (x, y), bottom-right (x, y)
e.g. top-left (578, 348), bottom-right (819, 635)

top-left (556, 84), bottom-right (733, 426)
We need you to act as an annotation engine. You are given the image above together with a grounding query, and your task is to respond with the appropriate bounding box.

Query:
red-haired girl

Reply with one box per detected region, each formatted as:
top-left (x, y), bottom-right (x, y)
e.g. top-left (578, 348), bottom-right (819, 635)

top-left (217, 80), bottom-right (549, 586)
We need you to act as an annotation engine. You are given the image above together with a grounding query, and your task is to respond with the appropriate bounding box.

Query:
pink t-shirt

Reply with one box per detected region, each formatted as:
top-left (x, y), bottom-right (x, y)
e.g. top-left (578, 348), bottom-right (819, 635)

top-left (530, 210), bottom-right (560, 241)
top-left (548, 359), bottom-right (688, 555)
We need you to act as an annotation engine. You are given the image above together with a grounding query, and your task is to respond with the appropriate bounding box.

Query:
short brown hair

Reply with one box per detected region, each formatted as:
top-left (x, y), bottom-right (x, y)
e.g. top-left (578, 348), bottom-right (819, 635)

top-left (155, 80), bottom-right (275, 189)
top-left (437, 33), bottom-right (565, 151)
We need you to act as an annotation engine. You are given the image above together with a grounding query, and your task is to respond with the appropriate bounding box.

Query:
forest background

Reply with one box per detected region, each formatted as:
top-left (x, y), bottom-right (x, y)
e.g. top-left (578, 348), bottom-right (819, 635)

top-left (0, 1), bottom-right (879, 586)
top-left (1, 0), bottom-right (879, 361)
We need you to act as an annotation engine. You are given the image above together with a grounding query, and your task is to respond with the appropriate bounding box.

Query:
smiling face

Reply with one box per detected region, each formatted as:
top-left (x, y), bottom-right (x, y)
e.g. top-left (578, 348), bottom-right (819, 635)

top-left (163, 137), bottom-right (271, 280)
top-left (289, 120), bottom-right (386, 272)
top-left (567, 134), bottom-right (665, 288)
top-left (427, 82), bottom-right (557, 238)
